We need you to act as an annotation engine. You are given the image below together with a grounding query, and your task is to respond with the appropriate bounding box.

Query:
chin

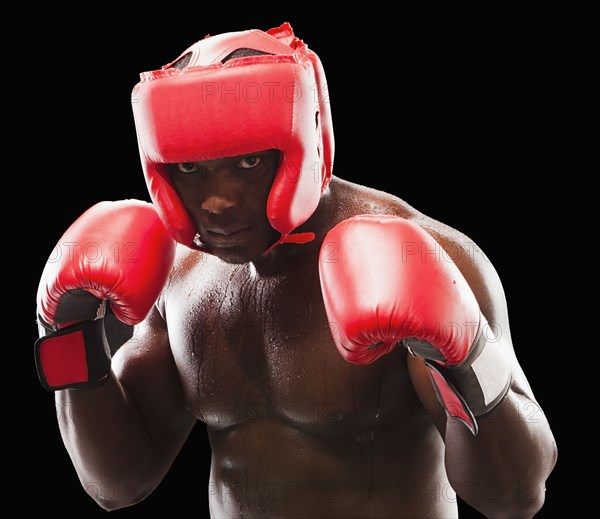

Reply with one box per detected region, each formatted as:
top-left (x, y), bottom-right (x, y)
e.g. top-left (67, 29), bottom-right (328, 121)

top-left (210, 243), bottom-right (266, 264)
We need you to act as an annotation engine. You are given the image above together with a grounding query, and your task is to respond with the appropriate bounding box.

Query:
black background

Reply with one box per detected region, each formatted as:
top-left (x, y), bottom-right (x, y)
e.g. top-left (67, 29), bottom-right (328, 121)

top-left (27, 9), bottom-right (566, 518)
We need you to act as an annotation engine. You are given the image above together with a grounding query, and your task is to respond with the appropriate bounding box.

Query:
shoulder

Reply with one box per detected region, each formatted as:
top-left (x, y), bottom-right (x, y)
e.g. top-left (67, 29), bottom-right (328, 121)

top-left (170, 243), bottom-right (211, 280)
top-left (154, 243), bottom-right (221, 316)
top-left (330, 176), bottom-right (498, 272)
top-left (326, 176), bottom-right (418, 220)
top-left (168, 242), bottom-right (232, 284)
top-left (327, 176), bottom-right (485, 245)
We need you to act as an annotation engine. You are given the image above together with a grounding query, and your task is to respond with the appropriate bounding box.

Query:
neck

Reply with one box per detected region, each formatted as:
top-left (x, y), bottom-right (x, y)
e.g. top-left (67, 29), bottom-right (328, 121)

top-left (250, 184), bottom-right (335, 277)
top-left (250, 235), bottom-right (321, 277)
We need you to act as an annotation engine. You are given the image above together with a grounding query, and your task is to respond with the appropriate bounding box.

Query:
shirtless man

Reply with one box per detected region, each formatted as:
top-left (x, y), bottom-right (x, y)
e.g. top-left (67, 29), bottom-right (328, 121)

top-left (34, 23), bottom-right (557, 518)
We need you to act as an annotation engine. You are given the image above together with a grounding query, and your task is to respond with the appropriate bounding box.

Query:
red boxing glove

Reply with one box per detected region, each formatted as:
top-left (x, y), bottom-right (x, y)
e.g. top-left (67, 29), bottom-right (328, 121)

top-left (319, 215), bottom-right (511, 435)
top-left (35, 200), bottom-right (176, 391)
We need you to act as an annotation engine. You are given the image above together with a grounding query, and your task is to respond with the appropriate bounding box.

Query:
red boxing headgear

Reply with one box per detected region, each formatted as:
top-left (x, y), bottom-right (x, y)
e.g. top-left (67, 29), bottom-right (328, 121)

top-left (131, 22), bottom-right (334, 252)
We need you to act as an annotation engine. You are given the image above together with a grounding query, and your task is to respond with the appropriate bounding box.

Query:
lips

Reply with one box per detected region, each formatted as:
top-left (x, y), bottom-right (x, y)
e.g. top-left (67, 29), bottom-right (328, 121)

top-left (202, 227), bottom-right (251, 245)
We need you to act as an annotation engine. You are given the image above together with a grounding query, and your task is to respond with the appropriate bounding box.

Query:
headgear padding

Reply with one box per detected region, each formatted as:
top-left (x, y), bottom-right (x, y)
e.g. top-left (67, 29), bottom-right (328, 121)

top-left (131, 22), bottom-right (334, 252)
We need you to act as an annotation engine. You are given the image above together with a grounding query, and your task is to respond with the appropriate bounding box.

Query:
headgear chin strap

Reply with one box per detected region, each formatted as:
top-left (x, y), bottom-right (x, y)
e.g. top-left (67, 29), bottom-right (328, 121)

top-left (131, 22), bottom-right (334, 253)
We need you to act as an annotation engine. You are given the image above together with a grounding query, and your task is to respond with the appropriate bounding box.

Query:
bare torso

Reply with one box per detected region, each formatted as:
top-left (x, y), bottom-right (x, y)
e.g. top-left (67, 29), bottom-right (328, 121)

top-left (158, 177), bottom-right (462, 518)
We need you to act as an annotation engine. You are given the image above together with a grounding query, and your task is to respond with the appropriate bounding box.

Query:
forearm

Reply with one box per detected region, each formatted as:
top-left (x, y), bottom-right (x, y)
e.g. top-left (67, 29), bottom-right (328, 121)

top-left (56, 372), bottom-right (159, 510)
top-left (444, 389), bottom-right (557, 518)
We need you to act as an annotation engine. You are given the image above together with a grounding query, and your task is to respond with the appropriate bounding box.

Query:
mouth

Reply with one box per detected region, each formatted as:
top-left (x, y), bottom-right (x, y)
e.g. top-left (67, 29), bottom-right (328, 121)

top-left (202, 227), bottom-right (252, 245)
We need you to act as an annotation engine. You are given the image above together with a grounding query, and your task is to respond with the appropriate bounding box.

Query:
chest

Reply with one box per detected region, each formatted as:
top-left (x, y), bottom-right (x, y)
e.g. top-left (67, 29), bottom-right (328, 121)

top-left (163, 261), bottom-right (413, 432)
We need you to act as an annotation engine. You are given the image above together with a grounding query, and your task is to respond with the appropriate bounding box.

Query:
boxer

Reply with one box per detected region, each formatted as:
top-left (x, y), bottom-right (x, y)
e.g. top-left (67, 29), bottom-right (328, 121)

top-left (35, 22), bottom-right (557, 518)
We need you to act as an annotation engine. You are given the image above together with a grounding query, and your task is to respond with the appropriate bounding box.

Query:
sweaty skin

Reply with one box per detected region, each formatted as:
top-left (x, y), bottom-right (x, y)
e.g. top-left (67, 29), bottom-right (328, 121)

top-left (56, 152), bottom-right (557, 518)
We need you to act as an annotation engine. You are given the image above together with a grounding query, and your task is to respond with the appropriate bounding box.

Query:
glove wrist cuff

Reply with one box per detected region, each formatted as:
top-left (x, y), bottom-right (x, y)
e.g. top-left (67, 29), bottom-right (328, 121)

top-left (35, 305), bottom-right (138, 393)
top-left (35, 319), bottom-right (112, 391)
top-left (423, 315), bottom-right (512, 435)
top-left (449, 315), bottom-right (512, 416)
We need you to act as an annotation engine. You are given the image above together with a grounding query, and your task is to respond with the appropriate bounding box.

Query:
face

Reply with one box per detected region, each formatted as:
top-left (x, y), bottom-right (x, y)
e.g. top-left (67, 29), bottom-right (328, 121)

top-left (169, 149), bottom-right (281, 264)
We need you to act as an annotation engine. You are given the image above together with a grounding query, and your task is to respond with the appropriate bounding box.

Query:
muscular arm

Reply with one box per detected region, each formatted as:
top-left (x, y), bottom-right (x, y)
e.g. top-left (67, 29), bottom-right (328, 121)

top-left (56, 305), bottom-right (196, 511)
top-left (409, 223), bottom-right (558, 518)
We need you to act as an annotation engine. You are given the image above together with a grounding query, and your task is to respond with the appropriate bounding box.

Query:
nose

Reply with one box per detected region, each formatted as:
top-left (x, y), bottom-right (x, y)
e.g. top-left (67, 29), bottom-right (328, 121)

top-left (201, 195), bottom-right (237, 214)
top-left (199, 170), bottom-right (240, 214)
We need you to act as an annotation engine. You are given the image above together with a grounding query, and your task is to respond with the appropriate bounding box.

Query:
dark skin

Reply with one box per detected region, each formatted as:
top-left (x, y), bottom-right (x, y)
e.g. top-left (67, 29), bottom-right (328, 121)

top-left (56, 149), bottom-right (557, 518)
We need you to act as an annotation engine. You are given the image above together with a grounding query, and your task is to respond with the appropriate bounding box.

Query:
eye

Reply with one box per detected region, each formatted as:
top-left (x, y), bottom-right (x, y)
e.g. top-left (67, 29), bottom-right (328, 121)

top-left (176, 163), bottom-right (199, 173)
top-left (238, 156), bottom-right (262, 169)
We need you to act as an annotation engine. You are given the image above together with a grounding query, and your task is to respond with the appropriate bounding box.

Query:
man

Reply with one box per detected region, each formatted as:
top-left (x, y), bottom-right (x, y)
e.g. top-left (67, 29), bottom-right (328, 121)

top-left (34, 22), bottom-right (557, 518)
